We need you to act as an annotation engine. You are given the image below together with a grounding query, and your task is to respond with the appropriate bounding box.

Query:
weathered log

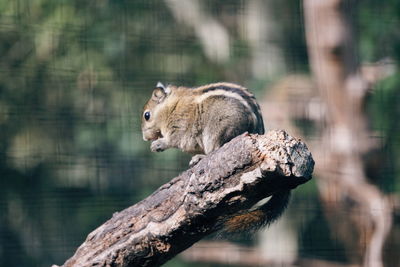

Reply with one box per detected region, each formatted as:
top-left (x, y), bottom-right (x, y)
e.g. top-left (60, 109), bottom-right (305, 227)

top-left (56, 130), bottom-right (314, 267)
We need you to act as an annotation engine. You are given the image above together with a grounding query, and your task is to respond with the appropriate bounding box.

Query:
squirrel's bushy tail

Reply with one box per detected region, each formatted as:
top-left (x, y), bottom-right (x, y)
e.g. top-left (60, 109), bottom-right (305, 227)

top-left (223, 191), bottom-right (291, 233)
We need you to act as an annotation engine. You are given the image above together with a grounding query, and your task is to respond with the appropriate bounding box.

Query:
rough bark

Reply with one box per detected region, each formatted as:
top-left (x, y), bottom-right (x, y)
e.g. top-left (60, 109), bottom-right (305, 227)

top-left (303, 1), bottom-right (392, 267)
top-left (55, 130), bottom-right (314, 267)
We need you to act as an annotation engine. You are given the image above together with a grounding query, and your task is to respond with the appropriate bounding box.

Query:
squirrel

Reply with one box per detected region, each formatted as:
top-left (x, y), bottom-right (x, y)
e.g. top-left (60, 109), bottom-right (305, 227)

top-left (141, 82), bottom-right (290, 233)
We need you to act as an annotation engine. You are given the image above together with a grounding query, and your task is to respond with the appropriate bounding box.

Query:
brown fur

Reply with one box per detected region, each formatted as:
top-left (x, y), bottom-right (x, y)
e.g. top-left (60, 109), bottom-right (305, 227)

top-left (141, 82), bottom-right (264, 155)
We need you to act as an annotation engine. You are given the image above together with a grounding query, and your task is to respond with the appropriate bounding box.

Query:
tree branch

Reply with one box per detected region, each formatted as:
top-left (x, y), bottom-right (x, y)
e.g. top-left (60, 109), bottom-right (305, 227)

top-left (55, 130), bottom-right (314, 267)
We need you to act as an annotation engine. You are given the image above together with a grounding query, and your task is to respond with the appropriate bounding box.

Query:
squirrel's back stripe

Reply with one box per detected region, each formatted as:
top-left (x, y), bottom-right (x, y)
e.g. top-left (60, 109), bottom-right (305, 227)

top-left (194, 83), bottom-right (265, 134)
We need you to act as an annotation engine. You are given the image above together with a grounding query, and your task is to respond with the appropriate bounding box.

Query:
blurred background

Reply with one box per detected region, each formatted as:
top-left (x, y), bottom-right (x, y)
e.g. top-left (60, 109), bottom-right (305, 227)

top-left (0, 0), bottom-right (399, 266)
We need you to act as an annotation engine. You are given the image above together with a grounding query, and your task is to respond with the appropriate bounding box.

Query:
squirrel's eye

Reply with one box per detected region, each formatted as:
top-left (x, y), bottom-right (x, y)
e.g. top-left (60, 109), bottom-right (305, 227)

top-left (144, 111), bottom-right (151, 121)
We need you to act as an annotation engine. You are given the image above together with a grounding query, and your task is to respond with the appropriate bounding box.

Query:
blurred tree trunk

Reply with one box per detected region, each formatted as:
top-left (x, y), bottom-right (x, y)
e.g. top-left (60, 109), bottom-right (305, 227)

top-left (241, 0), bottom-right (285, 78)
top-left (303, 0), bottom-right (392, 267)
top-left (165, 0), bottom-right (230, 63)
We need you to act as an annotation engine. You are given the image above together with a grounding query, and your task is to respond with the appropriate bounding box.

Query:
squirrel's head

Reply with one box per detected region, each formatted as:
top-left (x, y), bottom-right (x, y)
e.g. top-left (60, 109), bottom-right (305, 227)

top-left (141, 82), bottom-right (171, 141)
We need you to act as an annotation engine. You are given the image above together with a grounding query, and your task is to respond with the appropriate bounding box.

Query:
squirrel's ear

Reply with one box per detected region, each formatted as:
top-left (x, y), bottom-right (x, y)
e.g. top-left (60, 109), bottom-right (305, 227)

top-left (152, 82), bottom-right (171, 102)
top-left (156, 82), bottom-right (165, 90)
top-left (156, 81), bottom-right (171, 94)
top-left (152, 87), bottom-right (167, 103)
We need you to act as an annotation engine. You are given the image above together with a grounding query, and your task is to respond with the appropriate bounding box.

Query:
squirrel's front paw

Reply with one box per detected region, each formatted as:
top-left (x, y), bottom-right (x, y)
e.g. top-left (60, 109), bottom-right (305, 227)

top-left (151, 139), bottom-right (167, 152)
top-left (189, 154), bottom-right (205, 167)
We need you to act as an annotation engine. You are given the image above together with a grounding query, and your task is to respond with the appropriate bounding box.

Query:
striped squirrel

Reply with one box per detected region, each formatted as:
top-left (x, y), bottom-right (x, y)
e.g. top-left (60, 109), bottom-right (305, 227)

top-left (141, 82), bottom-right (290, 232)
